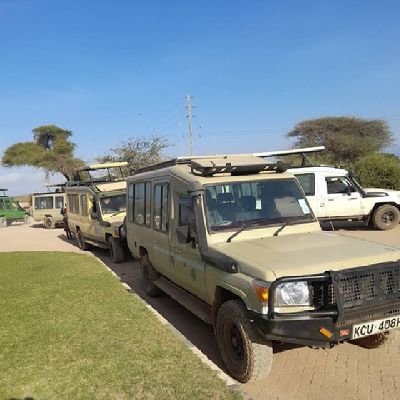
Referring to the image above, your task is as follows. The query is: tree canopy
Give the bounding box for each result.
[287,116,393,166]
[2,125,83,180]
[354,153,400,190]
[96,135,169,172]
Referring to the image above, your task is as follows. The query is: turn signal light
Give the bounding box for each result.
[252,281,269,303]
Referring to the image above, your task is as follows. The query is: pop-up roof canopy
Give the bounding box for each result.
[69,162,128,186]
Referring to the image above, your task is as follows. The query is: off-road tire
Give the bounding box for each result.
[352,333,389,349]
[372,205,400,230]
[216,300,273,383]
[140,254,162,297]
[109,236,125,263]
[76,230,89,250]
[43,216,55,229]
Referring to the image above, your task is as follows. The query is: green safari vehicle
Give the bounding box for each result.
[0,188,28,227]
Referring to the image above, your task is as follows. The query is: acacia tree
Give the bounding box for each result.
[2,125,83,180]
[96,135,169,173]
[287,117,393,166]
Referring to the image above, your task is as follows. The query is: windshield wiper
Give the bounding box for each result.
[273,217,309,237]
[226,219,267,243]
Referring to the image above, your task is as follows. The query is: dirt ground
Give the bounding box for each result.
[1,220,400,400]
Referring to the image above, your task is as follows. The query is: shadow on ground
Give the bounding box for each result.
[56,231,308,373]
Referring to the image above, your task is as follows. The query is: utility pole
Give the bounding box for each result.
[186,94,193,155]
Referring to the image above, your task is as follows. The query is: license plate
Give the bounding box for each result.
[352,314,400,339]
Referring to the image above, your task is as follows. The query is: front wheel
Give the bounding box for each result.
[109,237,125,263]
[372,205,400,230]
[216,300,273,383]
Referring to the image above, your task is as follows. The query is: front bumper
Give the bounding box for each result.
[251,263,400,347]
[251,300,400,347]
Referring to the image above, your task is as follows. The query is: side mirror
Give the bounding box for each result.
[177,226,189,244]
[90,211,98,220]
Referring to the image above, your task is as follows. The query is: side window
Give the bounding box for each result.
[80,195,88,216]
[68,194,80,214]
[145,182,151,226]
[128,183,134,223]
[133,182,151,226]
[295,174,315,196]
[134,183,145,224]
[326,177,355,194]
[35,196,53,210]
[178,196,196,234]
[153,183,169,232]
[55,196,64,209]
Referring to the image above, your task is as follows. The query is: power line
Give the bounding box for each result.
[186,95,193,155]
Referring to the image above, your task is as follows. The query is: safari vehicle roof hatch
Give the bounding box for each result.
[0,188,8,197]
[32,184,66,196]
[133,155,287,177]
[254,146,326,168]
[67,162,128,188]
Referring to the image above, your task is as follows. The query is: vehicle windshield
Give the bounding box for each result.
[204,179,314,232]
[100,194,126,215]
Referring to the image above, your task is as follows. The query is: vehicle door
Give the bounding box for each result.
[294,173,326,218]
[151,181,173,278]
[81,193,98,239]
[324,176,362,217]
[170,190,207,301]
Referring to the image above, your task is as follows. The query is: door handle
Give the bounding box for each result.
[349,198,358,200]
[328,199,335,202]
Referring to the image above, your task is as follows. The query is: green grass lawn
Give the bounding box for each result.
[0,252,240,400]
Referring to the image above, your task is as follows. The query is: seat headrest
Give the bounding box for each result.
[240,195,256,211]
[217,192,234,203]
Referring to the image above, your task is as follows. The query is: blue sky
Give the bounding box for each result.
[1,0,400,194]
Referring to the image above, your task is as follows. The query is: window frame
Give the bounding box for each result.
[153,183,169,233]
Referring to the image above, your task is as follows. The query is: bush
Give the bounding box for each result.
[354,153,400,190]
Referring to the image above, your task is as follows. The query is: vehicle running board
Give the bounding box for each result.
[84,239,108,249]
[155,277,212,324]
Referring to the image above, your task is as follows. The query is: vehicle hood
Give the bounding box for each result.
[212,232,400,281]
[364,188,400,197]
[103,213,126,225]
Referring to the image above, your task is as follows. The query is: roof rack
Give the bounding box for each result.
[133,156,287,177]
[132,146,325,177]
[74,161,128,172]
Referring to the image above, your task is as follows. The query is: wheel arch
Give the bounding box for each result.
[370,201,400,216]
[212,284,249,328]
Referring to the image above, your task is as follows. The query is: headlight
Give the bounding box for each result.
[275,281,310,306]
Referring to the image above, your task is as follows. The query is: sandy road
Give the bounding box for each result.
[1,221,400,400]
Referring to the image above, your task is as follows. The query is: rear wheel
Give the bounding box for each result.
[109,236,125,263]
[43,216,55,229]
[140,254,162,297]
[216,300,273,383]
[76,230,89,250]
[372,205,400,230]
